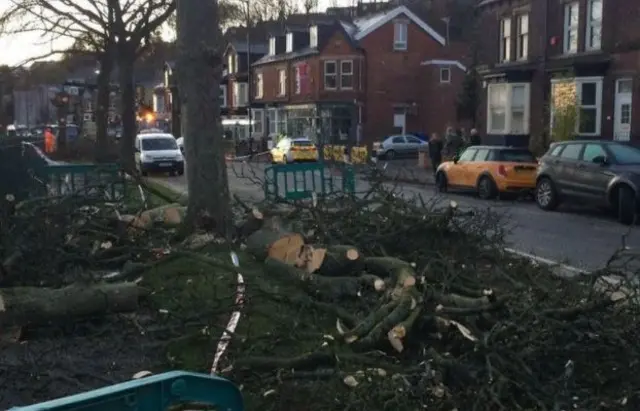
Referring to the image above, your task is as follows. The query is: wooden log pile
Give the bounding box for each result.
[222,185,640,411]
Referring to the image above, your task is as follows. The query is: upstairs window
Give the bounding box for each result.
[586,0,602,50]
[255,73,263,98]
[227,54,235,73]
[232,83,248,106]
[286,32,293,53]
[394,21,408,50]
[499,17,511,62]
[324,60,337,89]
[439,67,450,83]
[486,82,531,135]
[268,37,276,55]
[516,14,529,59]
[278,69,286,96]
[295,66,301,94]
[310,26,318,48]
[340,60,353,89]
[563,2,579,53]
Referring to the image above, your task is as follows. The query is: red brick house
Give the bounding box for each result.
[476,0,640,148]
[250,5,469,144]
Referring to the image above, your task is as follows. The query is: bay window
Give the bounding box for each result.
[586,0,602,50]
[219,85,227,108]
[550,77,602,136]
[251,109,264,135]
[486,82,530,134]
[267,109,277,135]
[232,82,248,106]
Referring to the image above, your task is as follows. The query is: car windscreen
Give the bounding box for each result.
[497,149,536,163]
[292,140,314,147]
[141,138,178,151]
[608,143,640,164]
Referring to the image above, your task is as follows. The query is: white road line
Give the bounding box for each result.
[504,247,589,276]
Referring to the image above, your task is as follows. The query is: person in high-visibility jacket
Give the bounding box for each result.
[44,128,56,153]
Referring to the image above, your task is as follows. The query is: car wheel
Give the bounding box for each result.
[385,150,396,160]
[477,175,498,200]
[535,177,559,211]
[617,184,636,225]
[435,171,448,193]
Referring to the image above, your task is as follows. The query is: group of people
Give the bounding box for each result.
[427,127,482,174]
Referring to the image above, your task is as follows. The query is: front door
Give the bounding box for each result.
[614,79,633,141]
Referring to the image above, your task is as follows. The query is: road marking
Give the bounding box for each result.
[504,247,589,276]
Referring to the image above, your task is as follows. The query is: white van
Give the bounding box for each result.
[134,133,184,176]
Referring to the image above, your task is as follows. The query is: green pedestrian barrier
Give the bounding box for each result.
[264,162,355,201]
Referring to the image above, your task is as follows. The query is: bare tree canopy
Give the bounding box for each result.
[0,0,174,61]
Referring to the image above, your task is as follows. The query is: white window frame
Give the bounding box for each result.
[220,85,227,108]
[295,66,301,94]
[500,17,511,62]
[324,60,337,90]
[393,21,408,50]
[550,76,603,136]
[340,60,353,89]
[255,73,263,98]
[268,37,276,55]
[251,109,264,135]
[310,26,318,48]
[439,67,450,83]
[486,82,531,134]
[286,32,293,53]
[232,82,248,106]
[278,69,286,96]
[516,14,529,60]
[563,2,579,54]
[586,0,602,50]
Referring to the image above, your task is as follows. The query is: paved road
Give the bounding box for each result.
[154,161,640,272]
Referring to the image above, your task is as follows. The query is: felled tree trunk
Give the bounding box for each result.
[0,282,146,327]
[245,225,305,264]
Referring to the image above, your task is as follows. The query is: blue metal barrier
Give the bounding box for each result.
[9,371,244,411]
[264,162,355,201]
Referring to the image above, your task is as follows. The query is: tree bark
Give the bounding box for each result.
[0,282,146,327]
[176,0,232,237]
[118,49,137,173]
[95,52,114,163]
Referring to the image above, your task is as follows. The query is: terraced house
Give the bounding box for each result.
[250,5,470,144]
[476,0,640,147]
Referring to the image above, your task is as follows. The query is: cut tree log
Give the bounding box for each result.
[124,203,186,229]
[296,245,327,274]
[263,258,385,300]
[0,282,147,327]
[246,225,305,265]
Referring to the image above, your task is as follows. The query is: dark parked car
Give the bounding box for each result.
[535,140,640,224]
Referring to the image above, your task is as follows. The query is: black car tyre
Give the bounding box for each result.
[385,150,396,160]
[435,171,448,193]
[477,175,498,200]
[617,184,636,225]
[535,177,559,211]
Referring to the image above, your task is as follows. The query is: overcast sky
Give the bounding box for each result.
[0,0,342,66]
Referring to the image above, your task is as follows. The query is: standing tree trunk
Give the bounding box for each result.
[176,0,232,237]
[95,52,114,163]
[117,47,137,173]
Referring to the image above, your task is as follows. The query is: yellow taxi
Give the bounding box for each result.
[270,138,318,164]
[435,146,538,199]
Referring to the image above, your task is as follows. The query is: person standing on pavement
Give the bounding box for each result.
[428,132,443,176]
[444,126,462,159]
[469,128,482,146]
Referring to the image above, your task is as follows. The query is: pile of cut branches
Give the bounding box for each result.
[221,177,640,411]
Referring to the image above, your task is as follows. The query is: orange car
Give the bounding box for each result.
[435,146,538,199]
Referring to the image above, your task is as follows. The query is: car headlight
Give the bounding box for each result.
[140,154,153,163]
[175,154,184,161]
